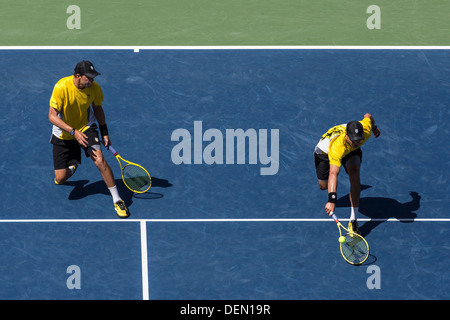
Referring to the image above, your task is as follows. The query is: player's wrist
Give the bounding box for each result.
[328,192,337,204]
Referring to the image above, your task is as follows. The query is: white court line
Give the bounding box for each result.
[0,218,448,223]
[2,216,446,301]
[140,221,149,301]
[1,46,450,51]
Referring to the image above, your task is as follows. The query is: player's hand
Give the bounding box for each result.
[74,130,89,147]
[325,202,336,216]
[103,136,111,148]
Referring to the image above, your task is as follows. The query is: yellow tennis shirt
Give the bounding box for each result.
[315,117,372,167]
[50,75,103,140]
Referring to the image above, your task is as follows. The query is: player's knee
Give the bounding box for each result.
[91,151,106,168]
[95,157,107,170]
[54,175,67,184]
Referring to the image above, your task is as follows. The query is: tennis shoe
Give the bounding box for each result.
[348,220,361,235]
[114,200,130,219]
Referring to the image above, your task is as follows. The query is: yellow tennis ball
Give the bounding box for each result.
[338,236,346,244]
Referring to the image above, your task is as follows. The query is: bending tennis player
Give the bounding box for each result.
[48,61,130,218]
[314,113,381,234]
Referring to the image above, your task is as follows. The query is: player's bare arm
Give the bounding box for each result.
[92,104,110,146]
[364,113,381,138]
[325,164,340,215]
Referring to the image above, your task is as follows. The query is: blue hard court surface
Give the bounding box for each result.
[0,49,448,300]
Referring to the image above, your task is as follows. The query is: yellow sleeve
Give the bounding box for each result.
[329,156,342,167]
[328,135,347,167]
[49,82,64,112]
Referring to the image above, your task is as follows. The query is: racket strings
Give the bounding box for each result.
[122,164,151,192]
[341,234,369,264]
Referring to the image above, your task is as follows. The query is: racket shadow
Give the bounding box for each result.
[364,254,377,266]
[133,177,173,200]
[350,254,377,267]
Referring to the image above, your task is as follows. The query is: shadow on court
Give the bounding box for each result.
[62,177,172,207]
[337,185,421,237]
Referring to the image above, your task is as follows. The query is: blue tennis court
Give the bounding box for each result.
[0,48,448,300]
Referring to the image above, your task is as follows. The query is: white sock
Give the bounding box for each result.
[350,207,358,221]
[108,186,122,203]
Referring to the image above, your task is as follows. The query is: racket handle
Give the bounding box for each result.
[331,213,339,223]
[107,145,118,156]
[102,140,118,156]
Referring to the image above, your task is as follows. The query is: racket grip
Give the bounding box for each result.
[331,213,339,223]
[102,140,117,155]
[107,145,118,155]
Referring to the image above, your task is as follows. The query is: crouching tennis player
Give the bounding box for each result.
[48,61,129,218]
[314,113,381,234]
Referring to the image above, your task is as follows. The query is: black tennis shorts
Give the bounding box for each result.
[51,126,101,170]
[314,148,363,181]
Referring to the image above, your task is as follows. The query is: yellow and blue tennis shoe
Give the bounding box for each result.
[114,200,130,218]
[348,220,361,235]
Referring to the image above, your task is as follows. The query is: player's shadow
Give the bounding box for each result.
[63,177,172,207]
[336,185,421,237]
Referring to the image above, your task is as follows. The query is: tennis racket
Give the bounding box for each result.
[331,212,369,265]
[104,143,151,193]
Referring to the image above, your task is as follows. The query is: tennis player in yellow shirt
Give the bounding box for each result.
[48,61,129,218]
[314,113,381,234]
